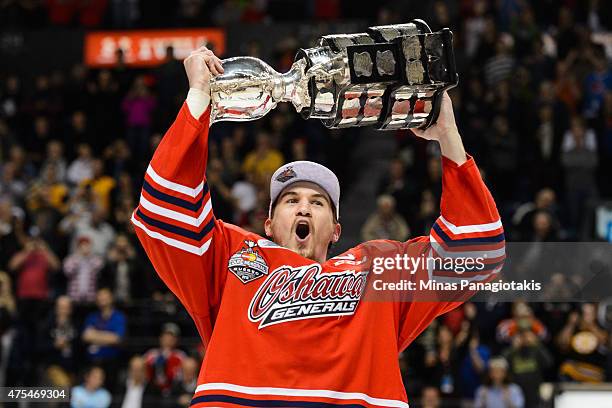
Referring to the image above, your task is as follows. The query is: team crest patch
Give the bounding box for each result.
[275,166,296,182]
[248,264,368,329]
[228,240,269,284]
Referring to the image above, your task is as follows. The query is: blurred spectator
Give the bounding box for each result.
[474,357,525,408]
[99,234,150,304]
[512,188,560,240]
[0,198,25,270]
[67,144,95,186]
[0,75,21,126]
[39,296,78,388]
[63,236,104,303]
[377,158,418,222]
[242,132,284,186]
[0,293,24,386]
[8,236,60,331]
[62,206,116,257]
[70,366,111,408]
[64,111,93,159]
[27,162,69,215]
[122,76,157,158]
[413,190,438,236]
[89,70,122,151]
[118,356,157,408]
[555,55,583,115]
[82,159,116,213]
[82,288,127,390]
[155,46,188,125]
[230,173,258,225]
[458,330,490,400]
[8,144,37,181]
[555,7,580,60]
[582,46,612,120]
[532,104,562,186]
[0,272,16,318]
[0,270,18,386]
[220,136,242,182]
[558,303,608,382]
[423,324,458,397]
[207,158,237,222]
[496,301,548,345]
[510,6,539,59]
[26,116,53,165]
[424,157,442,202]
[41,140,68,183]
[503,329,553,408]
[143,323,186,396]
[0,161,27,203]
[484,35,516,87]
[169,356,199,408]
[420,386,441,408]
[530,210,560,242]
[105,143,135,182]
[361,194,410,241]
[485,115,518,202]
[561,117,599,235]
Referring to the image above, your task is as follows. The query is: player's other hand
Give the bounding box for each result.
[411,91,460,142]
[183,46,224,93]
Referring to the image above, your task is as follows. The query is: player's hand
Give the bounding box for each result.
[413,91,467,165]
[411,91,460,142]
[183,46,224,93]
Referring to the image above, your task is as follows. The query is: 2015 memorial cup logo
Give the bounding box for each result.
[248,264,368,329]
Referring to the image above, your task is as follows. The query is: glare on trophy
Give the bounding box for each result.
[209,19,458,130]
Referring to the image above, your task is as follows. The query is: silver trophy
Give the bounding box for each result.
[210,20,458,130]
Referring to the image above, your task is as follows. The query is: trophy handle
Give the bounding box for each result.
[419,28,459,129]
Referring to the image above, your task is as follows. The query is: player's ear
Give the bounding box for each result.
[264,218,273,238]
[332,222,341,243]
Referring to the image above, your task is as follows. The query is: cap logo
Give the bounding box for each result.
[275,166,297,183]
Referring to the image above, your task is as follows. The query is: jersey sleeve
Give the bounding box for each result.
[395,154,505,351]
[131,103,236,343]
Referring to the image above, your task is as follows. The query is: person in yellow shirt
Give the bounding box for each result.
[241,132,284,186]
[26,164,69,214]
[80,159,116,213]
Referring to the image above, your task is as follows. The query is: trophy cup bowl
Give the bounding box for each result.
[210,19,458,130]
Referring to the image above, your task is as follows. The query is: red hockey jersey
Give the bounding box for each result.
[132,103,505,407]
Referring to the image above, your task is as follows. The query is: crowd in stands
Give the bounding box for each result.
[1,0,612,407]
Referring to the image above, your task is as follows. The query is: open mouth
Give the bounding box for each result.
[295,221,311,241]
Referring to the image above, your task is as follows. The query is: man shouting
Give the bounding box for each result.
[132,46,505,408]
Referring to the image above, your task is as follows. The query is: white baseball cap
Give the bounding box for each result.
[269,161,340,220]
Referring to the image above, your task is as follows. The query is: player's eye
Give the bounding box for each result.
[312,200,324,206]
[286,198,298,204]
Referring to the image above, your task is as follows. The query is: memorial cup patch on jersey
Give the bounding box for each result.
[248,264,368,328]
[228,241,269,284]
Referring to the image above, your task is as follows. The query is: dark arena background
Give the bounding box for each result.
[1,1,612,407]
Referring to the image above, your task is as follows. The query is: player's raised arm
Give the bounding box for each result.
[395,92,506,351]
[416,92,505,289]
[131,47,230,341]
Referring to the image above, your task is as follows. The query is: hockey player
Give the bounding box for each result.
[132,46,505,407]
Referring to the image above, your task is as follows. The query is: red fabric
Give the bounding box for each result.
[17,251,50,300]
